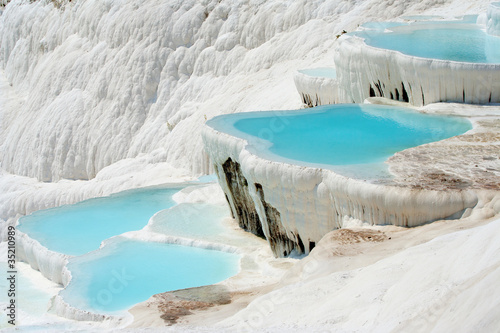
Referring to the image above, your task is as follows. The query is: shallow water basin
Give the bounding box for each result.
[206,104,471,177]
[18,186,183,256]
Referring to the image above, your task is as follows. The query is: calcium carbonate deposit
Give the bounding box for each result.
[1,0,499,331]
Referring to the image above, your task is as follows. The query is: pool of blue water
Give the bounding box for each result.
[149,203,229,240]
[207,104,471,172]
[298,67,336,78]
[17,186,183,256]
[360,21,407,30]
[61,238,240,313]
[357,22,500,63]
[400,15,443,21]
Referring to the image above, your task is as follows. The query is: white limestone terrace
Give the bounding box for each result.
[12,181,282,326]
[334,18,500,106]
[1,0,499,329]
[293,67,339,107]
[293,15,500,108]
[202,100,500,257]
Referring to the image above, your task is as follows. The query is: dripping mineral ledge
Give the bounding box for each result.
[334,20,500,106]
[202,104,476,257]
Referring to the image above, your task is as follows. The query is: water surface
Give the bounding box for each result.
[207,104,471,178]
[61,238,240,313]
[357,23,500,63]
[18,186,183,256]
[298,67,336,78]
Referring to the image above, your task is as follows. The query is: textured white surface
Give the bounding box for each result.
[16,230,70,285]
[220,215,500,332]
[49,294,131,327]
[293,70,339,106]
[0,0,498,330]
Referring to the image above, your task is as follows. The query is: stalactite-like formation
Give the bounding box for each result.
[334,35,500,106]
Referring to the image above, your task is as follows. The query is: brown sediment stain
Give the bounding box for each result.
[315,229,390,257]
[387,119,500,191]
[456,132,500,143]
[325,228,388,245]
[410,171,472,190]
[153,285,232,326]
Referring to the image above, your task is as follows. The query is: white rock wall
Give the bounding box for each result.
[17,230,70,284]
[293,71,339,107]
[49,294,129,326]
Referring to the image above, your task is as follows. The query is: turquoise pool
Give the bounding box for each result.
[61,238,240,313]
[207,104,471,171]
[149,203,229,240]
[17,186,183,256]
[357,22,500,63]
[298,67,336,78]
[400,15,443,21]
[360,21,406,31]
